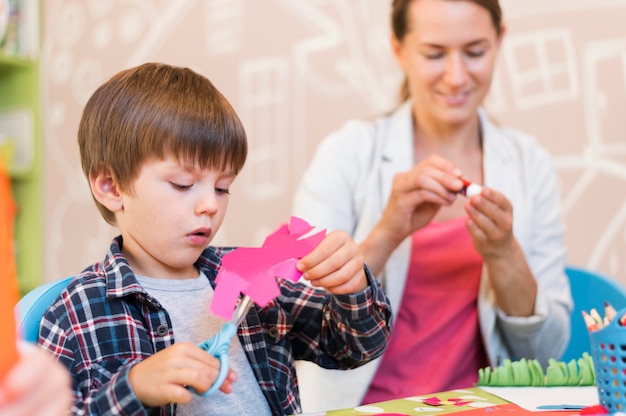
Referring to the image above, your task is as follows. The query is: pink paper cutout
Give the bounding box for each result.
[423,397,443,406]
[449,398,472,406]
[422,397,472,407]
[210,216,326,319]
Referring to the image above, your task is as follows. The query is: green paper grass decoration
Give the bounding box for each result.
[477,353,595,387]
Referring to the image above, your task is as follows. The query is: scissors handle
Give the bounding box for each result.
[191,322,237,396]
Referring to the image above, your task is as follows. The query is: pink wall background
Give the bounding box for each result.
[41,0,626,285]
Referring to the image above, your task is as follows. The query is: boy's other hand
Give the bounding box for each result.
[129,342,237,407]
[0,346,72,416]
[297,230,368,294]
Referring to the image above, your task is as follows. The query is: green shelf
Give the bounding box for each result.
[0,4,42,295]
[0,52,35,69]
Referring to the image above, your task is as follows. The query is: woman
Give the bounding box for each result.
[293,0,572,411]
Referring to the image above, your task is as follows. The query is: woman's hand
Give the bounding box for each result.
[465,186,537,316]
[361,154,463,275]
[464,186,515,259]
[380,154,463,245]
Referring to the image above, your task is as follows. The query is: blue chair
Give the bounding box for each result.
[14,276,73,343]
[561,265,626,362]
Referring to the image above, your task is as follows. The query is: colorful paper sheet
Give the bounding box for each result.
[313,387,588,415]
[479,386,599,412]
[210,216,325,319]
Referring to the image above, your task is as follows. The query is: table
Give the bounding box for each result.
[302,387,586,416]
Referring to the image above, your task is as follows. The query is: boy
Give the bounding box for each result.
[37,63,392,415]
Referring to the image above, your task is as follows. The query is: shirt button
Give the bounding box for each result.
[268,327,279,338]
[156,324,169,336]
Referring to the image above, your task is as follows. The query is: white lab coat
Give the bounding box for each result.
[292,101,572,412]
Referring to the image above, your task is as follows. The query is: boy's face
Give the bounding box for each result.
[115,154,236,279]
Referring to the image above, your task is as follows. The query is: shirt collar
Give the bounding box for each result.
[101,236,224,300]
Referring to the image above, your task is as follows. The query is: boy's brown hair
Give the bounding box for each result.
[78,62,248,225]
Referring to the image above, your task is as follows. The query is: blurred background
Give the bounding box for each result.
[2,0,626,292]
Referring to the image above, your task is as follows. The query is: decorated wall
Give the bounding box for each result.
[41,0,626,285]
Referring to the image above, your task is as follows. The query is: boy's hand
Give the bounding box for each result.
[0,346,72,416]
[297,230,368,294]
[129,342,237,407]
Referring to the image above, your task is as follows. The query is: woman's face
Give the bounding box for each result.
[392,0,503,127]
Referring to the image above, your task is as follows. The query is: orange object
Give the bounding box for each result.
[0,162,19,380]
[582,310,599,332]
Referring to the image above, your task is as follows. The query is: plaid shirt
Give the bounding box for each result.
[38,237,392,415]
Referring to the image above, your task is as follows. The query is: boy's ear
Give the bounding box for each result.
[89,168,124,212]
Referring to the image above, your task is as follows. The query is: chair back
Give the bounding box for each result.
[561,265,626,362]
[14,276,73,343]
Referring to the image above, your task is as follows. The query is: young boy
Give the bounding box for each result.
[37,63,392,415]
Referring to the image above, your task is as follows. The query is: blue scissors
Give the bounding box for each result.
[190,294,254,396]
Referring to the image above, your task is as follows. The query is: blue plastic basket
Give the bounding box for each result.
[589,307,626,412]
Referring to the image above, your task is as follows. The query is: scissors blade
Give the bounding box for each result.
[232,295,253,327]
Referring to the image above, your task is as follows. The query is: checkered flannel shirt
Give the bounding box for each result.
[38,236,392,415]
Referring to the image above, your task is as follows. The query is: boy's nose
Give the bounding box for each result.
[196,192,218,215]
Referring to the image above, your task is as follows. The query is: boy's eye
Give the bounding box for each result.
[171,182,193,190]
[216,187,231,195]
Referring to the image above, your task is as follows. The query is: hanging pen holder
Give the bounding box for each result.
[588,306,626,412]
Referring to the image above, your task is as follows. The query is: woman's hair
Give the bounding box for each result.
[78,62,248,225]
[391,0,503,102]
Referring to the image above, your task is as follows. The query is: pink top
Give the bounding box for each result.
[362,217,487,404]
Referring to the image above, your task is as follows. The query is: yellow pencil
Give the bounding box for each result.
[590,308,603,327]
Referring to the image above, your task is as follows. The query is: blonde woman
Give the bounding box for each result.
[294,0,572,410]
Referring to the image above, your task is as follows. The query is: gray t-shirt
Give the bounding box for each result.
[136,272,272,416]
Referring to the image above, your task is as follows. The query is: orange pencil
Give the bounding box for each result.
[582,310,599,332]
